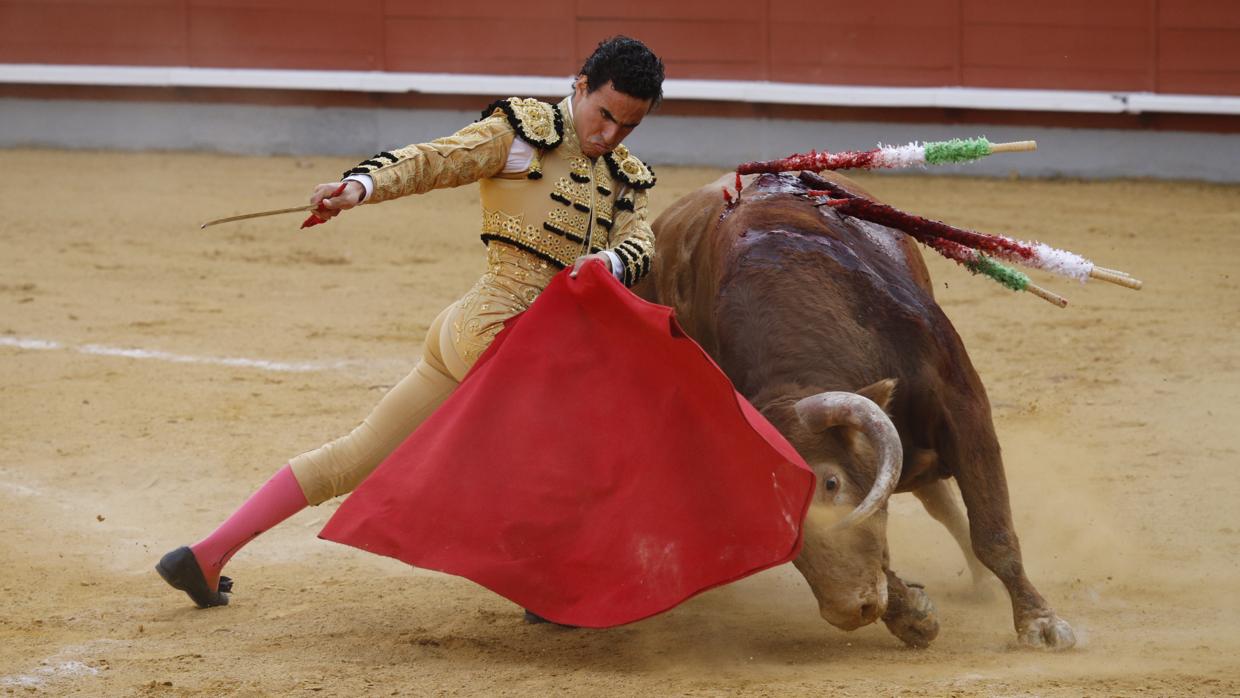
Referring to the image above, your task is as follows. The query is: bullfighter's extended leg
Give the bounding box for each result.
[158,304,466,608]
[946,421,1076,649]
[157,464,308,607]
[912,478,993,594]
[288,307,463,504]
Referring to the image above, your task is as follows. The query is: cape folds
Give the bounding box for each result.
[319,262,816,627]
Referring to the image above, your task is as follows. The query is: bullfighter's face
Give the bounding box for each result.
[570,76,651,159]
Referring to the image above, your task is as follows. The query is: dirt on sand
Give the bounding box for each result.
[1,148,1238,696]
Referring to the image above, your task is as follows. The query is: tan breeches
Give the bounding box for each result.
[288,302,469,505]
[287,241,558,505]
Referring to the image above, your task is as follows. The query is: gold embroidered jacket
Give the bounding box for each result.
[341,96,656,287]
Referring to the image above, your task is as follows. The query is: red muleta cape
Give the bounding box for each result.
[319,262,815,627]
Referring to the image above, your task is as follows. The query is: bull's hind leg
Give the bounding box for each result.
[944,415,1076,650]
[912,478,994,595]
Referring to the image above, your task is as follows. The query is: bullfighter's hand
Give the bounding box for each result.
[309,181,365,220]
[570,252,612,278]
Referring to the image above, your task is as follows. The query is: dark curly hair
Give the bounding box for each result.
[578,36,665,108]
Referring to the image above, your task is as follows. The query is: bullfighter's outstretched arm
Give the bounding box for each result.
[340,115,517,204]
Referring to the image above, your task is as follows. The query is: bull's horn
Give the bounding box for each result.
[793,392,903,530]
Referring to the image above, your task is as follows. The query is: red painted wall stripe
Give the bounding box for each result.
[0,0,1235,96]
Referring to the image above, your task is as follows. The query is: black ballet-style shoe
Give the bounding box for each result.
[155,546,232,608]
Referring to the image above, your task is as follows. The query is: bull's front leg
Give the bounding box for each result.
[881,569,939,649]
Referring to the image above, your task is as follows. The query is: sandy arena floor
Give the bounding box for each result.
[1,148,1238,696]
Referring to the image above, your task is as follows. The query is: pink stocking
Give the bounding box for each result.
[189,464,308,591]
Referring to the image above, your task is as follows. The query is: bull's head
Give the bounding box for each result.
[762,380,902,631]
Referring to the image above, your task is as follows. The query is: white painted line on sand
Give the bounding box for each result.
[0,661,99,689]
[1,335,358,373]
[0,640,121,689]
[0,481,40,497]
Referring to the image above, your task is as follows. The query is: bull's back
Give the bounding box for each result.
[650,174,992,478]
[714,193,950,397]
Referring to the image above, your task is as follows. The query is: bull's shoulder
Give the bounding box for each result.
[651,174,734,264]
[647,174,735,351]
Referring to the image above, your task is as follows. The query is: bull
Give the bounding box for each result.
[636,170,1076,650]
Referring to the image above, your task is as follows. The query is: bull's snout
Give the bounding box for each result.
[818,577,888,631]
[793,505,891,633]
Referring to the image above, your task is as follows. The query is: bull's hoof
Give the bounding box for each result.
[1018,614,1076,650]
[882,584,939,649]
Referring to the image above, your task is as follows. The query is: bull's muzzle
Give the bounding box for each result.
[819,573,889,631]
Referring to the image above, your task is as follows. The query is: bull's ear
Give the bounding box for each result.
[837,379,897,464]
[855,378,897,414]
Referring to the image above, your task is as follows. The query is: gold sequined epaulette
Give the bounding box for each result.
[604,145,656,190]
[480,98,563,150]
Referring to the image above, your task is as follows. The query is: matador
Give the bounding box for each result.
[157,36,666,611]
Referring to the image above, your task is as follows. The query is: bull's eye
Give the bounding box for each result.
[824,476,839,492]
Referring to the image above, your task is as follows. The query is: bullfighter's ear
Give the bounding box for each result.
[855,378,897,414]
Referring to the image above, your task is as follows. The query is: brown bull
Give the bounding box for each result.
[635,171,1075,650]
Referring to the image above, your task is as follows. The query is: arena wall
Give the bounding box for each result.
[4,0,1239,94]
[2,0,1239,180]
